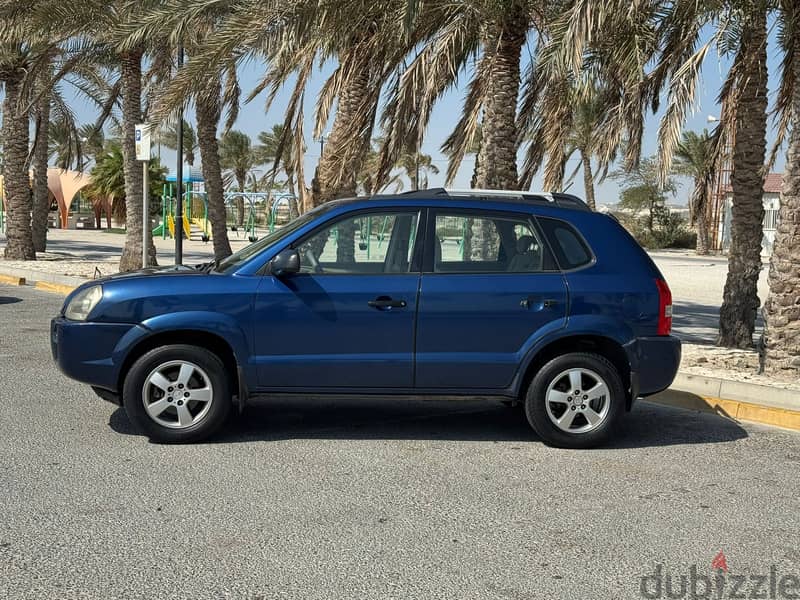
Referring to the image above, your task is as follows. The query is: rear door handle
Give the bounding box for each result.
[368,296,407,310]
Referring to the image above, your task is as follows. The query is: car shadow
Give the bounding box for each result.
[108,395,748,448]
[0,296,22,305]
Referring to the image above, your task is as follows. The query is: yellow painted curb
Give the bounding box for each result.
[34,281,76,295]
[0,273,26,286]
[647,389,800,432]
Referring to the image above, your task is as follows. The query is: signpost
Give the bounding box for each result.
[135,124,151,268]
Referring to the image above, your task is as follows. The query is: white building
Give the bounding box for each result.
[720,172,782,256]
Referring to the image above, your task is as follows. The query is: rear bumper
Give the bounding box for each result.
[51,317,141,393]
[625,335,681,398]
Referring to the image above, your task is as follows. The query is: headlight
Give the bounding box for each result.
[65,285,103,321]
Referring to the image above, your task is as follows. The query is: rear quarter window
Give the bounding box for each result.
[537,217,594,270]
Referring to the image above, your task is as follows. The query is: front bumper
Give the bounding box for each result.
[625,335,682,398]
[51,317,139,392]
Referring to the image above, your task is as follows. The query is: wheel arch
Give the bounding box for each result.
[516,334,633,409]
[116,330,240,397]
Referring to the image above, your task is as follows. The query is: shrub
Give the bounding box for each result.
[611,210,696,249]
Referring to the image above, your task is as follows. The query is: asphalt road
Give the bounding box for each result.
[2,283,799,600]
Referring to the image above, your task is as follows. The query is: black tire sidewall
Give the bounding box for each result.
[123,344,231,443]
[525,352,625,449]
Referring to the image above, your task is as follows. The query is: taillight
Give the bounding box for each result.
[655,278,673,335]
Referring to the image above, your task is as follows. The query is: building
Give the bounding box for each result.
[718,172,782,256]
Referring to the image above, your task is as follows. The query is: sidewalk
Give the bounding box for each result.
[0,228,255,280]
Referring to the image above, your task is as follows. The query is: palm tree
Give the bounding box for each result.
[561,92,613,210]
[29,45,118,253]
[0,0,60,261]
[88,142,167,224]
[396,147,439,190]
[376,1,539,192]
[137,0,451,217]
[256,124,297,199]
[673,129,716,255]
[87,143,128,223]
[35,0,163,270]
[762,2,800,372]
[107,4,240,261]
[194,70,234,260]
[356,140,404,195]
[533,0,771,348]
[715,6,769,348]
[31,62,53,253]
[219,130,256,228]
[154,119,196,166]
[0,44,36,260]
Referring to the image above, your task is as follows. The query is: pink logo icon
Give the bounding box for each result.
[711,550,729,573]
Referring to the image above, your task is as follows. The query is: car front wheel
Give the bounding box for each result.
[122,344,231,443]
[524,352,625,449]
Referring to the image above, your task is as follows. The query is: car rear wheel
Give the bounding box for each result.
[122,344,231,443]
[524,352,624,448]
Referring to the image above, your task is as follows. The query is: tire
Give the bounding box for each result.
[122,344,231,443]
[524,352,625,449]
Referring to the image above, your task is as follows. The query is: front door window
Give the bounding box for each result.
[298,212,420,275]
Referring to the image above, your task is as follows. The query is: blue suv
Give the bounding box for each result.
[51,189,680,448]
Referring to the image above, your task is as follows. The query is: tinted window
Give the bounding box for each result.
[537,217,593,270]
[297,211,419,275]
[432,212,555,273]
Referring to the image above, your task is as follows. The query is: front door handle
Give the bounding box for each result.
[368,296,407,310]
[520,297,558,310]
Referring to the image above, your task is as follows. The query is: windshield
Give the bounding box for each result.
[215,205,331,273]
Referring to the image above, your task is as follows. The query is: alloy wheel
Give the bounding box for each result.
[141,360,214,429]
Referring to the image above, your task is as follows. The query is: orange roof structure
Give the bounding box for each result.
[0,168,94,228]
[722,172,783,194]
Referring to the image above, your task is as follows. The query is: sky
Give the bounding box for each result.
[60,22,788,207]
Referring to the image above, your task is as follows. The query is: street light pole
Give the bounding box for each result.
[319,135,325,157]
[174,45,184,265]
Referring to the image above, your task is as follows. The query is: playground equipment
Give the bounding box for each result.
[154,183,211,242]
[357,214,392,259]
[224,192,299,242]
[152,185,298,243]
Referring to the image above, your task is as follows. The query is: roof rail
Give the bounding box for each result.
[399,188,589,211]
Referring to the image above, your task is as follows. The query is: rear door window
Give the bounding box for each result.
[430,211,557,273]
[537,217,594,270]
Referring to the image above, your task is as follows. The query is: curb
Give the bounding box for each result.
[0,267,84,296]
[650,373,800,432]
[0,266,86,288]
[0,273,25,286]
[34,280,77,295]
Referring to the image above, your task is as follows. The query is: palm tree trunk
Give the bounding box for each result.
[718,10,768,348]
[118,49,157,271]
[1,67,36,260]
[195,75,233,260]
[580,150,596,210]
[235,173,246,228]
[762,41,800,373]
[312,53,374,208]
[473,2,527,190]
[471,1,528,259]
[32,86,52,253]
[692,180,710,255]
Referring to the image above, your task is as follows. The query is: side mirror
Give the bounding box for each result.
[270,248,301,277]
